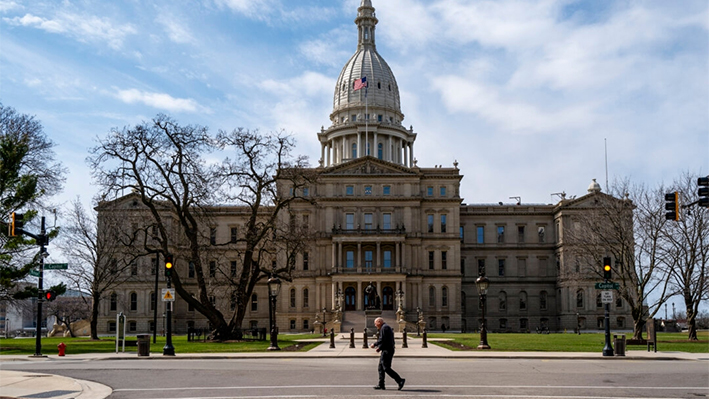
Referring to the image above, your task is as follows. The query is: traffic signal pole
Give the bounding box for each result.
[163,255,175,356]
[32,217,47,358]
[602,257,614,357]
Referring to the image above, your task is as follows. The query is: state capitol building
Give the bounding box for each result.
[97,0,633,336]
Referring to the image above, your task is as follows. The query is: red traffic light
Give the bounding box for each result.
[45,290,56,302]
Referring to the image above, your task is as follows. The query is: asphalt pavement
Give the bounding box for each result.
[0,334,706,399]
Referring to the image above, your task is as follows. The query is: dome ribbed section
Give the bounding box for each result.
[333,49,401,115]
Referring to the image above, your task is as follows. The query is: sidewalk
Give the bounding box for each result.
[1,335,706,399]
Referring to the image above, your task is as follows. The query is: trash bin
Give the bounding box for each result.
[613,334,625,357]
[137,334,150,357]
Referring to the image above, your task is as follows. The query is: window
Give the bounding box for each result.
[519,291,527,311]
[351,115,356,122]
[130,292,137,311]
[478,259,486,276]
[150,292,156,311]
[383,213,391,230]
[231,261,237,277]
[616,317,625,328]
[427,214,434,233]
[209,261,216,278]
[538,226,545,243]
[352,143,357,158]
[518,226,525,243]
[497,226,505,243]
[441,251,447,270]
[429,251,435,269]
[520,318,528,331]
[364,186,372,196]
[429,286,436,307]
[460,226,464,242]
[302,214,309,228]
[441,214,447,233]
[346,213,355,229]
[378,114,383,122]
[303,319,310,330]
[251,294,258,311]
[290,320,296,330]
[210,227,216,245]
[427,187,433,196]
[477,226,484,244]
[500,319,508,329]
[303,187,310,197]
[303,289,309,308]
[108,322,116,333]
[364,251,373,271]
[110,293,117,311]
[189,262,195,278]
[576,290,585,308]
[461,258,465,275]
[540,291,548,310]
[364,213,373,230]
[498,259,506,276]
[383,250,392,268]
[290,289,296,308]
[378,143,383,159]
[346,251,354,268]
[442,287,448,307]
[231,227,238,243]
[596,293,603,308]
[346,186,354,196]
[303,252,309,271]
[616,297,623,308]
[499,292,507,310]
[440,186,446,197]
[130,262,138,276]
[149,321,155,333]
[383,185,391,196]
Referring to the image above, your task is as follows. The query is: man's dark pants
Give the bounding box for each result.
[378,350,402,387]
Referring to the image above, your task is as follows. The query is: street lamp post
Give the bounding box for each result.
[475,275,491,350]
[267,275,282,351]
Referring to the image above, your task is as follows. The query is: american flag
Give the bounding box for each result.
[354,77,368,91]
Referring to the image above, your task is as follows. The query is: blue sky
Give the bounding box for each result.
[1,0,707,212]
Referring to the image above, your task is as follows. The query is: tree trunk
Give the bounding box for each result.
[632,318,644,341]
[90,293,100,340]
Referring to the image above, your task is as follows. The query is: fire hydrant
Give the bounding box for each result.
[57,342,66,357]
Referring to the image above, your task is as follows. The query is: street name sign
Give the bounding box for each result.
[44,263,68,270]
[601,290,614,304]
[29,269,40,277]
[162,288,176,302]
[595,282,620,290]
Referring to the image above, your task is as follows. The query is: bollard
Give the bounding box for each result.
[422,328,428,348]
[329,329,335,349]
[402,329,408,349]
[57,342,66,357]
[362,327,369,349]
[349,328,355,348]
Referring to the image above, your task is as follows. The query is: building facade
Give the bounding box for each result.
[96,0,632,336]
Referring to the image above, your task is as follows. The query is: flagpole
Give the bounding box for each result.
[365,77,368,156]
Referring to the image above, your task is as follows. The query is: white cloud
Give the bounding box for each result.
[0,0,21,13]
[298,27,352,67]
[213,0,279,20]
[4,12,136,50]
[155,13,195,44]
[114,89,210,114]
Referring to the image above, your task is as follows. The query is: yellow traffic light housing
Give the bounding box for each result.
[664,192,679,221]
[603,257,612,280]
[165,254,174,276]
[9,212,24,237]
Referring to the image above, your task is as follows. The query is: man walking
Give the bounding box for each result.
[370,317,405,390]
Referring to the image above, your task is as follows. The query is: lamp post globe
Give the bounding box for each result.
[267,275,282,351]
[475,275,491,350]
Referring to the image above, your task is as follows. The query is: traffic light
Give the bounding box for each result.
[9,212,24,237]
[665,192,679,221]
[165,254,173,277]
[699,177,709,208]
[603,257,612,281]
[44,290,57,302]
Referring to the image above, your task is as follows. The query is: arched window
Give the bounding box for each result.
[110,292,117,311]
[352,143,357,158]
[519,291,527,310]
[576,289,585,308]
[303,288,309,308]
[442,287,448,307]
[130,292,137,311]
[499,291,507,311]
[377,143,383,159]
[290,288,296,308]
[429,286,436,307]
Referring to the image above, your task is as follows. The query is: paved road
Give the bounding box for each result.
[2,357,707,399]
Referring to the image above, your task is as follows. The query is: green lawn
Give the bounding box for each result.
[428,331,709,353]
[0,334,322,356]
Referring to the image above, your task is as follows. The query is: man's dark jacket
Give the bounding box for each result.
[374,323,396,352]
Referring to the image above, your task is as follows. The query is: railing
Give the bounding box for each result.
[332,227,406,235]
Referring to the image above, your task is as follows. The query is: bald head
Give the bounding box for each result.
[374,317,384,328]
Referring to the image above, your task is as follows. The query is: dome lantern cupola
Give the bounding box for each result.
[317,0,417,168]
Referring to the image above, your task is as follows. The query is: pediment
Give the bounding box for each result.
[557,192,626,210]
[322,157,417,176]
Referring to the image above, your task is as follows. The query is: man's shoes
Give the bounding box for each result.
[373,385,386,390]
[398,379,406,391]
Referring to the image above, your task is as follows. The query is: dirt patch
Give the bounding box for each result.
[439,340,475,351]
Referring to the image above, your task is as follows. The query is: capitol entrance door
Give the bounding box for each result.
[345,287,356,311]
[382,286,394,310]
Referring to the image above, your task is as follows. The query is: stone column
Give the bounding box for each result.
[376,242,381,270]
[410,141,415,165]
[357,280,363,311]
[357,242,362,273]
[357,132,361,158]
[331,242,336,271]
[373,132,378,158]
[388,136,392,162]
[395,241,401,270]
[338,242,343,270]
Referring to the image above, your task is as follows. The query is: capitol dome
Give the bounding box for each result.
[318,0,416,168]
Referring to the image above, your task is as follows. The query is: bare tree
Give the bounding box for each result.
[55,198,138,339]
[661,173,709,340]
[566,180,672,340]
[88,115,315,340]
